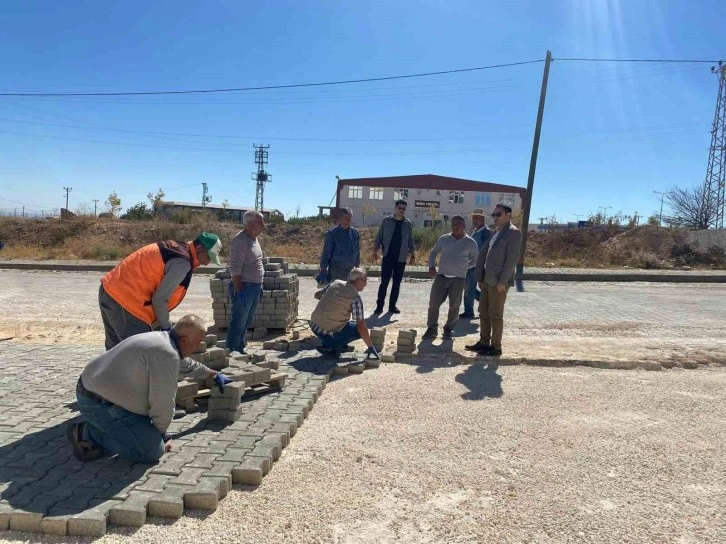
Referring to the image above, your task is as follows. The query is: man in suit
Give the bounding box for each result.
[465,203,522,357]
[459,208,492,319]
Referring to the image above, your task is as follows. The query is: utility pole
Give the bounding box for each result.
[598,206,612,223]
[516,50,552,292]
[252,144,271,212]
[703,62,726,228]
[22,206,25,218]
[201,183,212,209]
[92,199,99,217]
[63,186,72,210]
[653,191,671,226]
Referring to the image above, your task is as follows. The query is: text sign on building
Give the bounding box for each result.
[414,200,440,208]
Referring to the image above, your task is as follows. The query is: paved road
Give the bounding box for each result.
[2,269,725,364]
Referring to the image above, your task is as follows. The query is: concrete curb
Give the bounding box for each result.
[1,260,725,283]
[390,352,723,370]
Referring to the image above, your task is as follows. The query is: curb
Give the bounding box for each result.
[1,261,725,283]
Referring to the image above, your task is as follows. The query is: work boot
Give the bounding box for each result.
[422,327,437,340]
[465,341,490,353]
[66,422,104,462]
[174,408,187,419]
[487,347,503,357]
[458,312,475,319]
[442,327,453,340]
[316,346,341,358]
[389,306,401,314]
[372,306,383,315]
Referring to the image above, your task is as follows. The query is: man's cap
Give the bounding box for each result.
[470,208,486,217]
[195,232,222,265]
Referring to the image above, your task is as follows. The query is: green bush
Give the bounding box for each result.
[413,225,448,249]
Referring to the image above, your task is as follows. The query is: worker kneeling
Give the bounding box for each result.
[67,314,232,463]
[310,267,380,359]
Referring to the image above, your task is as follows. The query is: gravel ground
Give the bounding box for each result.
[2,364,725,543]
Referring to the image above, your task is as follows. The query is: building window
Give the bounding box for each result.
[449,191,464,204]
[475,192,491,207]
[369,187,384,200]
[348,186,362,199]
[393,188,409,201]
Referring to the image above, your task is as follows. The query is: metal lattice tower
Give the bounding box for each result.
[703,63,726,229]
[252,144,270,212]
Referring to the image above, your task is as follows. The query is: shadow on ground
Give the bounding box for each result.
[455,363,503,400]
[0,423,152,516]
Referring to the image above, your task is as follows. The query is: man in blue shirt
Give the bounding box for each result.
[319,207,360,283]
[460,208,492,319]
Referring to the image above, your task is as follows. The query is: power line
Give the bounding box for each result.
[555,57,721,63]
[0,60,544,97]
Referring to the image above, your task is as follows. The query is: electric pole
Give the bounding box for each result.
[252,144,271,212]
[703,62,726,228]
[653,191,671,226]
[92,199,99,217]
[598,206,612,223]
[201,183,212,209]
[516,50,552,292]
[63,186,72,210]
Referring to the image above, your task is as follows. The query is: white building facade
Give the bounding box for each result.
[336,174,525,228]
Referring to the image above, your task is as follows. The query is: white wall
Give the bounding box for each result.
[339,185,521,228]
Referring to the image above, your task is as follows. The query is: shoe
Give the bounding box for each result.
[343,346,356,353]
[316,347,342,358]
[465,341,490,353]
[66,422,104,462]
[422,327,437,340]
[487,347,503,357]
[442,328,453,340]
[389,307,401,314]
[372,307,383,315]
[459,312,475,319]
[173,408,187,419]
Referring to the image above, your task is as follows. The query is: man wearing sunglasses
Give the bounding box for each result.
[372,199,416,315]
[466,203,522,357]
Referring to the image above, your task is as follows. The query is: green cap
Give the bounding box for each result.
[195,232,222,265]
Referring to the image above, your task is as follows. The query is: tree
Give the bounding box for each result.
[664,184,718,230]
[221,199,230,210]
[147,188,165,212]
[105,191,122,217]
[74,202,93,216]
[647,214,660,226]
[361,203,377,226]
[121,202,153,220]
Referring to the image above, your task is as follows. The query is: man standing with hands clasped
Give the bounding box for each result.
[466,203,522,357]
[227,210,265,354]
[372,199,415,315]
[422,215,479,340]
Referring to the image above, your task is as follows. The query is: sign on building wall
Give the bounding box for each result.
[414,200,440,208]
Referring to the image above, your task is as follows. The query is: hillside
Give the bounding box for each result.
[0,216,722,269]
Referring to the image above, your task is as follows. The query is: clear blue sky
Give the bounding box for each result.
[0,0,724,223]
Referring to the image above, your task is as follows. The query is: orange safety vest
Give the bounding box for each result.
[100,241,200,325]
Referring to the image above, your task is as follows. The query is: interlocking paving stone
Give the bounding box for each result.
[0,343,370,536]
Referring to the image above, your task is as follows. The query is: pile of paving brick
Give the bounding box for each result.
[395,329,417,355]
[209,257,300,333]
[175,334,285,412]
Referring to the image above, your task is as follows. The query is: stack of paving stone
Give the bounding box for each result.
[369,327,386,353]
[208,257,300,333]
[188,334,229,371]
[207,382,245,422]
[396,329,417,355]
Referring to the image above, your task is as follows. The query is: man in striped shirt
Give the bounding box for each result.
[319,207,360,283]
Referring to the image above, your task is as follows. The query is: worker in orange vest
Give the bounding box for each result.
[98,232,222,350]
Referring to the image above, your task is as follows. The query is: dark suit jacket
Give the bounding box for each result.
[474,223,522,287]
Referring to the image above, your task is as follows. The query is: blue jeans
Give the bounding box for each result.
[462,267,481,315]
[227,282,262,353]
[314,322,361,352]
[76,383,164,464]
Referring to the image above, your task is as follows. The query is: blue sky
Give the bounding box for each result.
[0,0,724,223]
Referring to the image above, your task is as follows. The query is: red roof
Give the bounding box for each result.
[337,174,525,195]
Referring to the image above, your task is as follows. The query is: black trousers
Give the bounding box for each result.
[376,259,406,310]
